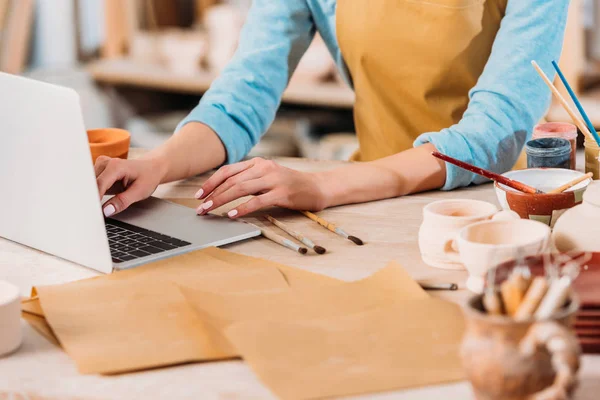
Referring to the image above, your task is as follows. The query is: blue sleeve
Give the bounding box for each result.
[176,1,315,164]
[414,0,570,190]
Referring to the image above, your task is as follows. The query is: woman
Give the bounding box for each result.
[97,0,569,219]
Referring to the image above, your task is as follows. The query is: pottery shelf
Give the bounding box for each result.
[87,58,356,109]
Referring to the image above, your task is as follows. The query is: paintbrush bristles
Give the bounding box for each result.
[348,236,364,246]
[313,245,326,255]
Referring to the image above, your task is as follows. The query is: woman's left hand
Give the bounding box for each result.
[195,158,328,218]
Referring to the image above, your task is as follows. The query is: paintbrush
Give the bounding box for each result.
[531,60,595,143]
[535,262,580,319]
[265,215,326,254]
[432,152,543,194]
[483,268,503,315]
[552,60,600,146]
[301,211,364,245]
[548,172,593,194]
[221,213,308,255]
[514,276,549,321]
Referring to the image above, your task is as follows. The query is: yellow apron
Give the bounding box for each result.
[337,0,509,162]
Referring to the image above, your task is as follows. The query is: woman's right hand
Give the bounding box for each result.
[95,155,167,217]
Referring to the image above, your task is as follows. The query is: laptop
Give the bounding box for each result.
[0,72,260,274]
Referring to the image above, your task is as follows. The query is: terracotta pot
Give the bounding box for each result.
[461,293,581,400]
[87,128,130,164]
[495,169,591,227]
[553,181,600,252]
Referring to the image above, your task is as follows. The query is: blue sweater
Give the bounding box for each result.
[177,0,569,190]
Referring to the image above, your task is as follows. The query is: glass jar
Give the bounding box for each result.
[532,122,577,170]
[525,138,572,169]
[585,139,600,179]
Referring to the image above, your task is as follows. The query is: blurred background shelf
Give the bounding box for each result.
[88,58,355,109]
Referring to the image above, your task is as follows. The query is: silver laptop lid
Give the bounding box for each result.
[0,72,112,273]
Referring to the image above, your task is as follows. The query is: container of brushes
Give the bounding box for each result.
[495,169,592,227]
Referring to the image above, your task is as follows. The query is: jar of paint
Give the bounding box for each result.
[585,138,600,179]
[525,138,571,169]
[532,122,577,170]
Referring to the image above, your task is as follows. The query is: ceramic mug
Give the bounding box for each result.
[461,293,580,400]
[418,199,518,270]
[455,219,552,293]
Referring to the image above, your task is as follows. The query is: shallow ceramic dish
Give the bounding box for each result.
[495,168,591,226]
[88,128,131,164]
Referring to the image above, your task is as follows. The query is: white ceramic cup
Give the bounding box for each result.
[455,219,552,293]
[419,199,518,270]
[0,280,22,357]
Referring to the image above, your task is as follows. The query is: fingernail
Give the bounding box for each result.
[201,200,213,210]
[228,209,238,218]
[103,204,116,217]
[195,188,204,199]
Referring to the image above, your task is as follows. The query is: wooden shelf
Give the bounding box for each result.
[87,58,355,109]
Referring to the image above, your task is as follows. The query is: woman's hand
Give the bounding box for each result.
[196,158,328,218]
[95,156,167,217]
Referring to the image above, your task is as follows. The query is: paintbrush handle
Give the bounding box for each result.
[261,227,307,254]
[535,276,572,319]
[548,172,593,194]
[265,215,317,250]
[432,152,540,194]
[302,211,339,233]
[552,60,600,146]
[483,291,503,315]
[531,61,595,142]
[514,277,549,321]
[500,274,531,317]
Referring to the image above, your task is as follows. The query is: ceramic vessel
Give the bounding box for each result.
[495,169,591,227]
[455,219,551,293]
[461,293,581,400]
[0,280,22,357]
[553,181,600,252]
[87,128,131,164]
[418,199,515,270]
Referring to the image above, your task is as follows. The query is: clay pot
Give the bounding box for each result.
[87,128,130,164]
[553,181,600,252]
[461,293,581,400]
[495,169,591,227]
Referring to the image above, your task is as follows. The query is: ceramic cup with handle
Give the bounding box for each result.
[419,199,519,270]
[455,219,552,293]
[461,292,580,400]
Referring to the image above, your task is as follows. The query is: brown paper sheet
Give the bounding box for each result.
[35,249,290,374]
[21,312,60,346]
[225,298,466,400]
[201,246,341,288]
[180,260,428,330]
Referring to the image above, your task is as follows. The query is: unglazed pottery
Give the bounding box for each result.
[495,169,591,227]
[0,280,22,357]
[87,128,131,164]
[455,219,551,293]
[461,293,581,400]
[418,199,517,270]
[553,181,600,253]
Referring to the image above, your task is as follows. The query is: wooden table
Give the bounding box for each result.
[1,152,599,399]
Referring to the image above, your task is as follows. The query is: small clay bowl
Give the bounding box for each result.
[495,168,591,226]
[87,128,131,164]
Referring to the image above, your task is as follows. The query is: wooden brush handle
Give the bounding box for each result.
[302,211,338,232]
[514,277,549,320]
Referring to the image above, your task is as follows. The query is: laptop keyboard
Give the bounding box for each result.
[105,219,191,264]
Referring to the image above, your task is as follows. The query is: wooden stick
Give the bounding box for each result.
[514,277,550,320]
[260,227,308,255]
[548,172,593,194]
[531,61,595,142]
[265,215,326,254]
[432,152,543,194]
[500,273,531,317]
[301,211,364,245]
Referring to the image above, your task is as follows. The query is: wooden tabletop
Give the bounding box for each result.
[1,150,599,399]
